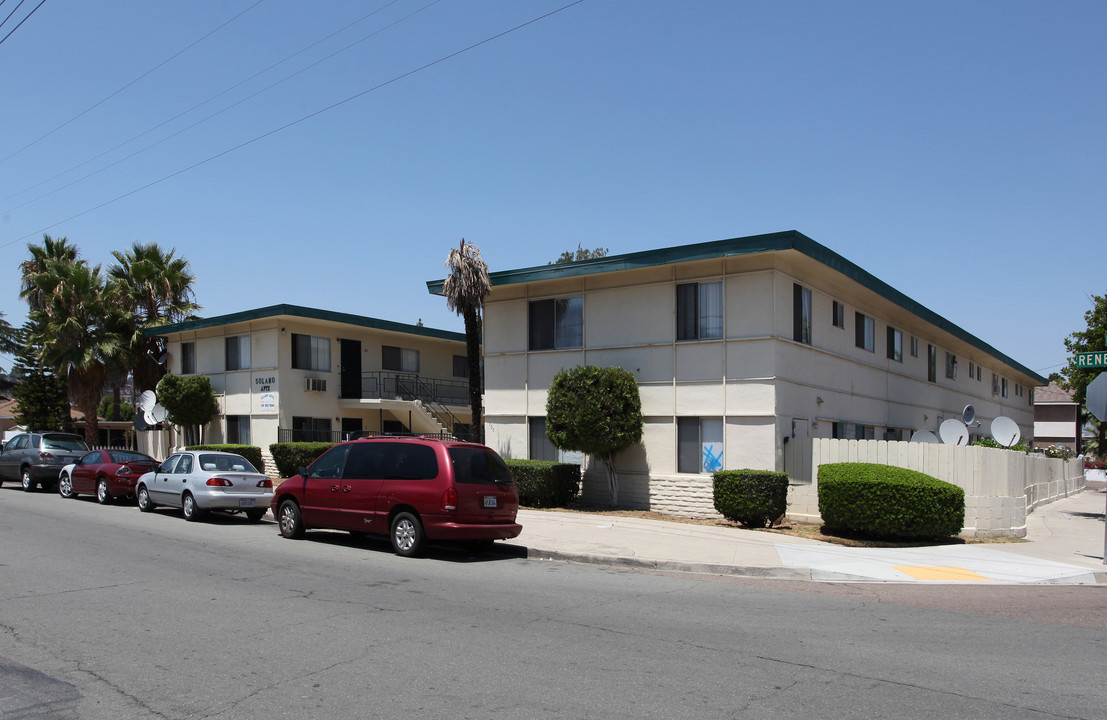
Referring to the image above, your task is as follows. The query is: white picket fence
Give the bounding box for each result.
[786,438,1086,537]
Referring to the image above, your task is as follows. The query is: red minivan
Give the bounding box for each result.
[271,437,521,557]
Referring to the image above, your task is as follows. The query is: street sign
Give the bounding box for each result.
[1074,351,1107,369]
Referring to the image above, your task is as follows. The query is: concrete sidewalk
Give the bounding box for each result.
[497,489,1107,585]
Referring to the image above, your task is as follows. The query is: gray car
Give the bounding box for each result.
[0,432,90,491]
[134,450,274,522]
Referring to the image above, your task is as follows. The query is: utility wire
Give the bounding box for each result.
[1,0,586,249]
[1,0,427,211]
[0,0,266,165]
[0,0,46,48]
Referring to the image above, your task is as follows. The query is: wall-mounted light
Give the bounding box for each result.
[816,396,824,405]
[280,327,286,335]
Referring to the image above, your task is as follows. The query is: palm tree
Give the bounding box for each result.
[28,259,125,446]
[19,234,80,312]
[443,239,491,444]
[109,242,199,393]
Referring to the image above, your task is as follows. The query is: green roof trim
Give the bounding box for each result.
[427,230,1044,384]
[144,303,465,343]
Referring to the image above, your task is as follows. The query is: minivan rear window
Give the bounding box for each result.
[42,434,89,451]
[448,447,515,485]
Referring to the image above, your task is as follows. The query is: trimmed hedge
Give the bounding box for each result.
[504,459,581,508]
[817,462,965,540]
[269,442,334,479]
[186,444,264,474]
[713,470,789,528]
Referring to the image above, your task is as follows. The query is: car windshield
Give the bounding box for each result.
[448,447,515,485]
[42,435,89,451]
[198,454,257,473]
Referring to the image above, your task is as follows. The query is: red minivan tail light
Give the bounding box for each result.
[206,477,233,487]
[442,487,457,512]
[257,479,273,488]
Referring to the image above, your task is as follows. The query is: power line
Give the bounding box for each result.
[0,0,586,249]
[0,0,47,48]
[0,0,266,165]
[1,0,430,212]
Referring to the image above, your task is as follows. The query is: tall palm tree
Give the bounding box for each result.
[443,239,491,444]
[28,259,125,446]
[19,234,80,312]
[109,242,199,393]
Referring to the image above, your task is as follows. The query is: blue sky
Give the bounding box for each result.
[1,0,1103,379]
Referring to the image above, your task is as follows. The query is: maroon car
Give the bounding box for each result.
[272,437,522,557]
[58,449,159,504]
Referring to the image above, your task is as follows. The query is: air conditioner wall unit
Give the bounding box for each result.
[305,377,327,392]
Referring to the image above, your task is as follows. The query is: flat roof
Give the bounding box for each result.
[144,303,465,343]
[427,230,1044,384]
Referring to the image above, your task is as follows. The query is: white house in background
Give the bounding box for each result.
[140,305,471,471]
[1033,381,1080,452]
[430,231,1044,515]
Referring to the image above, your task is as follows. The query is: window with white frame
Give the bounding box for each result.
[945,352,958,380]
[832,301,845,329]
[676,281,723,341]
[226,415,251,445]
[292,333,331,371]
[855,312,874,352]
[677,417,723,474]
[886,327,902,362]
[793,284,812,345]
[225,335,250,371]
[1002,378,1009,398]
[382,346,419,373]
[528,417,558,462]
[911,336,919,357]
[528,297,583,350]
[992,373,1000,395]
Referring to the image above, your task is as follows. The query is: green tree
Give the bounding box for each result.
[156,373,219,445]
[551,244,609,264]
[98,396,135,423]
[545,365,643,506]
[0,310,17,358]
[26,258,126,446]
[109,242,199,393]
[10,323,70,431]
[443,239,491,443]
[1059,291,1107,455]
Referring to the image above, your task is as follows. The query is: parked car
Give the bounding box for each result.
[271,436,522,557]
[0,432,90,491]
[58,449,159,504]
[135,451,273,522]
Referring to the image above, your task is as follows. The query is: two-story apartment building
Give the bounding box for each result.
[431,231,1044,514]
[140,304,471,469]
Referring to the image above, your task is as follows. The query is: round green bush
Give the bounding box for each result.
[713,470,789,528]
[817,463,965,540]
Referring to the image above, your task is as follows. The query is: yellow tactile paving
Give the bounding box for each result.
[892,565,993,582]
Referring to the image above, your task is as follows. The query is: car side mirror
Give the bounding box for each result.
[298,466,308,478]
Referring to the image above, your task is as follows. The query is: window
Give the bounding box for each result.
[886,327,902,362]
[977,365,983,382]
[927,344,937,383]
[992,373,1000,395]
[453,355,469,379]
[529,297,583,350]
[1002,378,1009,398]
[382,346,420,373]
[226,415,251,445]
[676,281,723,341]
[292,416,332,443]
[832,301,845,329]
[910,337,918,357]
[181,342,195,374]
[677,417,723,474]
[528,417,558,461]
[292,334,330,371]
[945,353,958,380]
[968,361,975,379]
[792,284,812,345]
[855,312,874,352]
[225,335,250,371]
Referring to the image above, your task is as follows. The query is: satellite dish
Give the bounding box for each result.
[962,405,976,425]
[939,418,969,446]
[910,430,940,444]
[150,404,168,423]
[137,391,156,412]
[133,411,150,431]
[991,416,1021,447]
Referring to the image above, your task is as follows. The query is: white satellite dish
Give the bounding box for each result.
[939,418,969,446]
[910,430,940,444]
[151,404,168,423]
[137,390,157,412]
[962,405,976,425]
[991,416,1021,448]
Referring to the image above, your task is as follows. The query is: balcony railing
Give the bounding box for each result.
[342,371,469,407]
[276,429,471,444]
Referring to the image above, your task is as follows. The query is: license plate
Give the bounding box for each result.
[483,496,497,508]
[238,499,255,508]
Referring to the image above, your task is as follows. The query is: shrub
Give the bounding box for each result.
[187,444,264,474]
[1041,444,1076,461]
[712,470,789,528]
[505,459,581,508]
[817,463,964,540]
[971,438,1030,453]
[1086,457,1106,470]
[269,442,334,478]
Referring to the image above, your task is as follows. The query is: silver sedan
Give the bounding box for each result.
[135,451,273,522]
